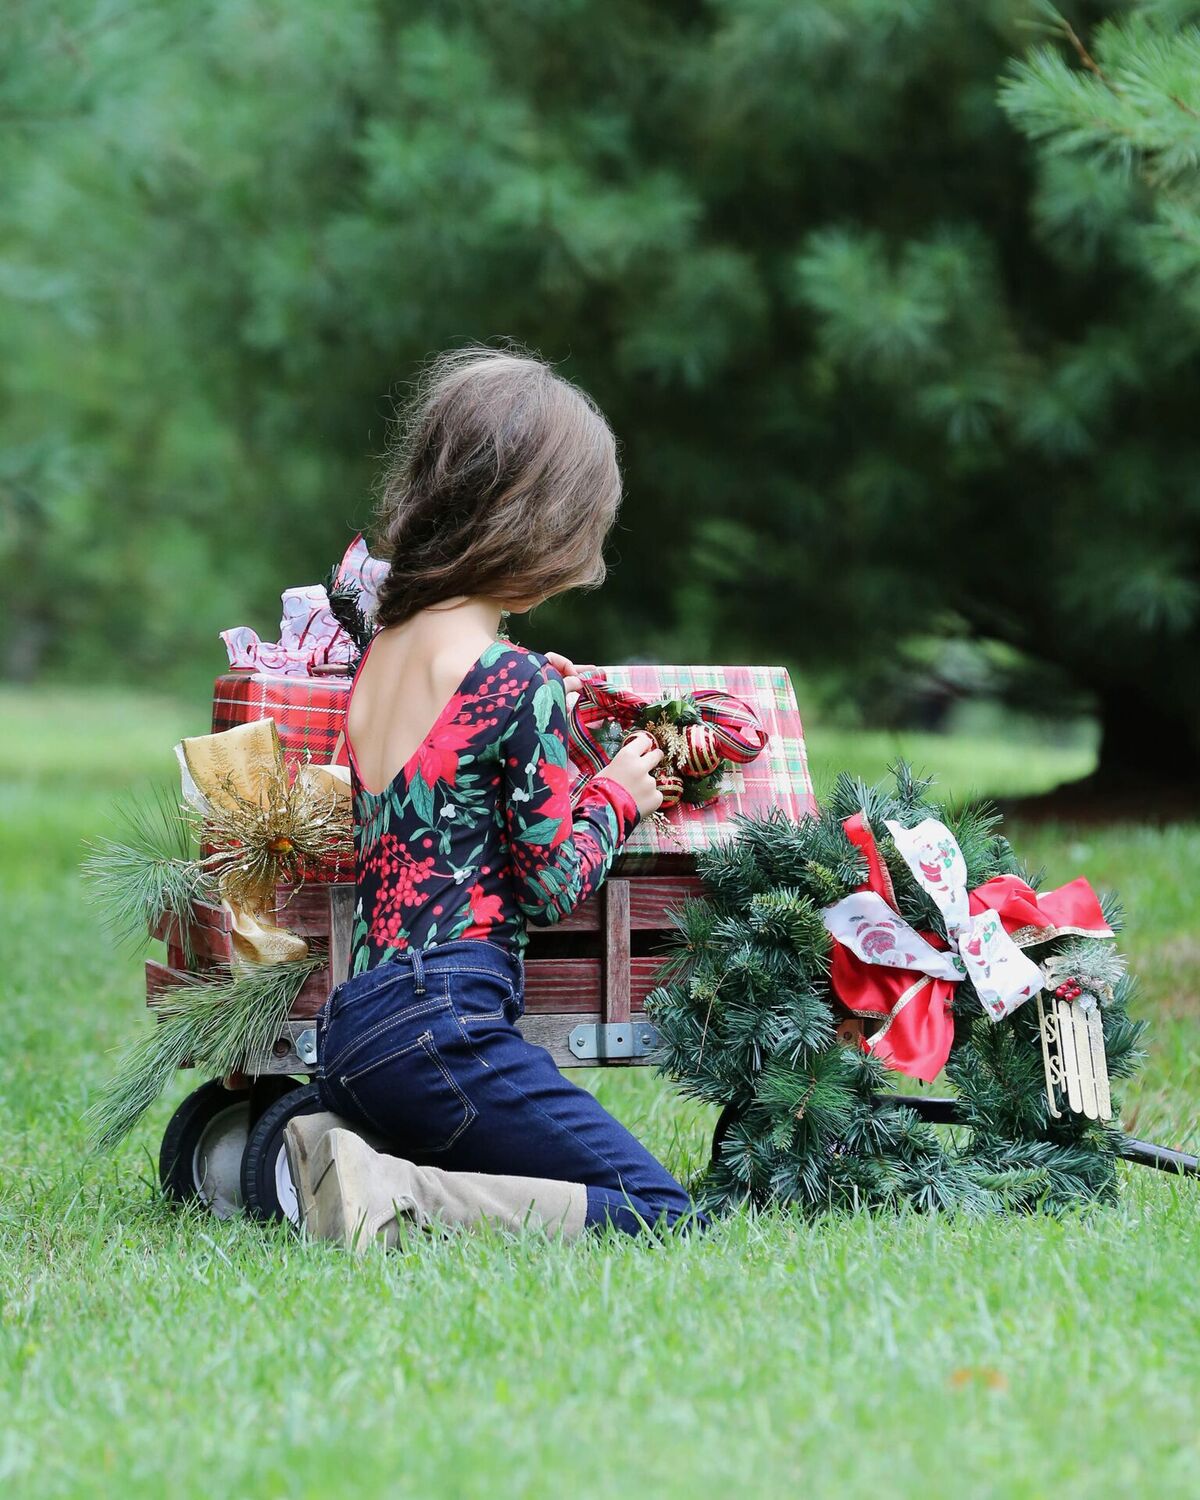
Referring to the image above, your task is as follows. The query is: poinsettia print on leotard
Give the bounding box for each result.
[345,638,640,975]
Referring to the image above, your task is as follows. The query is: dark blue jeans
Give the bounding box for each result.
[315,938,705,1237]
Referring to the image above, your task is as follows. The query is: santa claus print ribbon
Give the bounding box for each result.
[566,676,768,777]
[822,813,1113,1082]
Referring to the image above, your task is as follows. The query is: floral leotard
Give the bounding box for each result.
[344,636,640,975]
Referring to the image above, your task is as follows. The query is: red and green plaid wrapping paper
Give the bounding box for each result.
[574,664,814,866]
[213,670,349,767]
[211,663,814,878]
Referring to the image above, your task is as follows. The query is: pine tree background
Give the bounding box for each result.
[647,766,1145,1215]
[3,1,1199,780]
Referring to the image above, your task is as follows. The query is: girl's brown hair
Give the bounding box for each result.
[370,347,622,629]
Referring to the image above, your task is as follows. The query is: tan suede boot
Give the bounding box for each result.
[283,1111,387,1236]
[299,1128,589,1254]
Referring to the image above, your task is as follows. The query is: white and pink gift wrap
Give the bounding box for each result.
[220,534,389,677]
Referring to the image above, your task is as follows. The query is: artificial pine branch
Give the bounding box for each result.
[82,785,213,968]
[86,953,325,1151]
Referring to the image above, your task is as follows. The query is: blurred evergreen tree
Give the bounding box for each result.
[2,1,1197,779]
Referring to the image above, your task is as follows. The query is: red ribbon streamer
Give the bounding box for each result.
[830,815,1112,1083]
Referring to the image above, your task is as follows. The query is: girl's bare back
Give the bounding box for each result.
[346,613,495,796]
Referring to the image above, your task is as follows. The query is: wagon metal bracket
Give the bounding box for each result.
[568,1021,660,1061]
[294,1028,319,1067]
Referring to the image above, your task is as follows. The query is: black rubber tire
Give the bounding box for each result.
[240,1081,326,1226]
[158,1077,299,1219]
[711,1101,742,1167]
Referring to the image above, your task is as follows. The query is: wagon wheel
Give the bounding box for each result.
[241,1081,325,1226]
[158,1077,301,1219]
[710,1101,743,1166]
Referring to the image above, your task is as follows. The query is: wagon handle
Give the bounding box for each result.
[709,1097,1199,1177]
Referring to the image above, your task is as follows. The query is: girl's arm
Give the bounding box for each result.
[501,655,640,926]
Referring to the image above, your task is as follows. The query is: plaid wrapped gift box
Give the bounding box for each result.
[576,664,814,870]
[210,662,814,878]
[212,669,350,767]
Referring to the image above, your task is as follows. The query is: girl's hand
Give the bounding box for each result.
[600,731,664,820]
[545,651,583,712]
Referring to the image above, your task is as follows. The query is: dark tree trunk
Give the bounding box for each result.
[1095,684,1198,786]
[1005,680,1199,822]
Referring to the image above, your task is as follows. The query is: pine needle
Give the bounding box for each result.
[86,954,325,1152]
[82,784,212,966]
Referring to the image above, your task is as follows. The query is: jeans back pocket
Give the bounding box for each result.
[448,967,522,1029]
[336,1027,477,1155]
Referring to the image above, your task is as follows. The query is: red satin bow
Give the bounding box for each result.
[567,675,768,778]
[829,813,1112,1082]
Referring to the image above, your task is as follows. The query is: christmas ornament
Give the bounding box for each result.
[681,722,723,777]
[1036,990,1113,1121]
[1036,954,1115,1120]
[567,675,767,814]
[655,770,684,809]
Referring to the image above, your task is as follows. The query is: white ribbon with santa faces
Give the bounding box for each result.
[821,817,1044,1022]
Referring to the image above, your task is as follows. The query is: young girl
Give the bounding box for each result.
[285,348,703,1248]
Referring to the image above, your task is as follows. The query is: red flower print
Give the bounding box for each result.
[463,882,505,938]
[412,696,477,788]
[538,761,572,847]
[348,647,633,973]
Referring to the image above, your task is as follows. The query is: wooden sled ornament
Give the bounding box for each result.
[1036,991,1113,1122]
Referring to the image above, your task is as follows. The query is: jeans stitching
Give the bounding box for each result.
[440,964,516,985]
[341,939,521,993]
[332,971,407,1018]
[501,1070,640,1188]
[448,1004,500,1067]
[425,934,524,972]
[443,971,519,1033]
[321,985,451,1076]
[450,1030,653,1192]
[416,1033,478,1149]
[341,1029,476,1151]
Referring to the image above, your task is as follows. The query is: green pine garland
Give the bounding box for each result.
[647,765,1145,1217]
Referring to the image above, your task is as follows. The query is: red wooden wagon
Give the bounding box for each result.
[151,663,816,1221]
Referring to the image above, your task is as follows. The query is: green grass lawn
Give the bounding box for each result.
[2,687,1197,1499]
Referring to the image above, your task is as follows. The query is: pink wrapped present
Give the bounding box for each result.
[220,534,389,676]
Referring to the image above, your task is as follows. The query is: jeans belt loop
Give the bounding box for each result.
[410,945,426,995]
